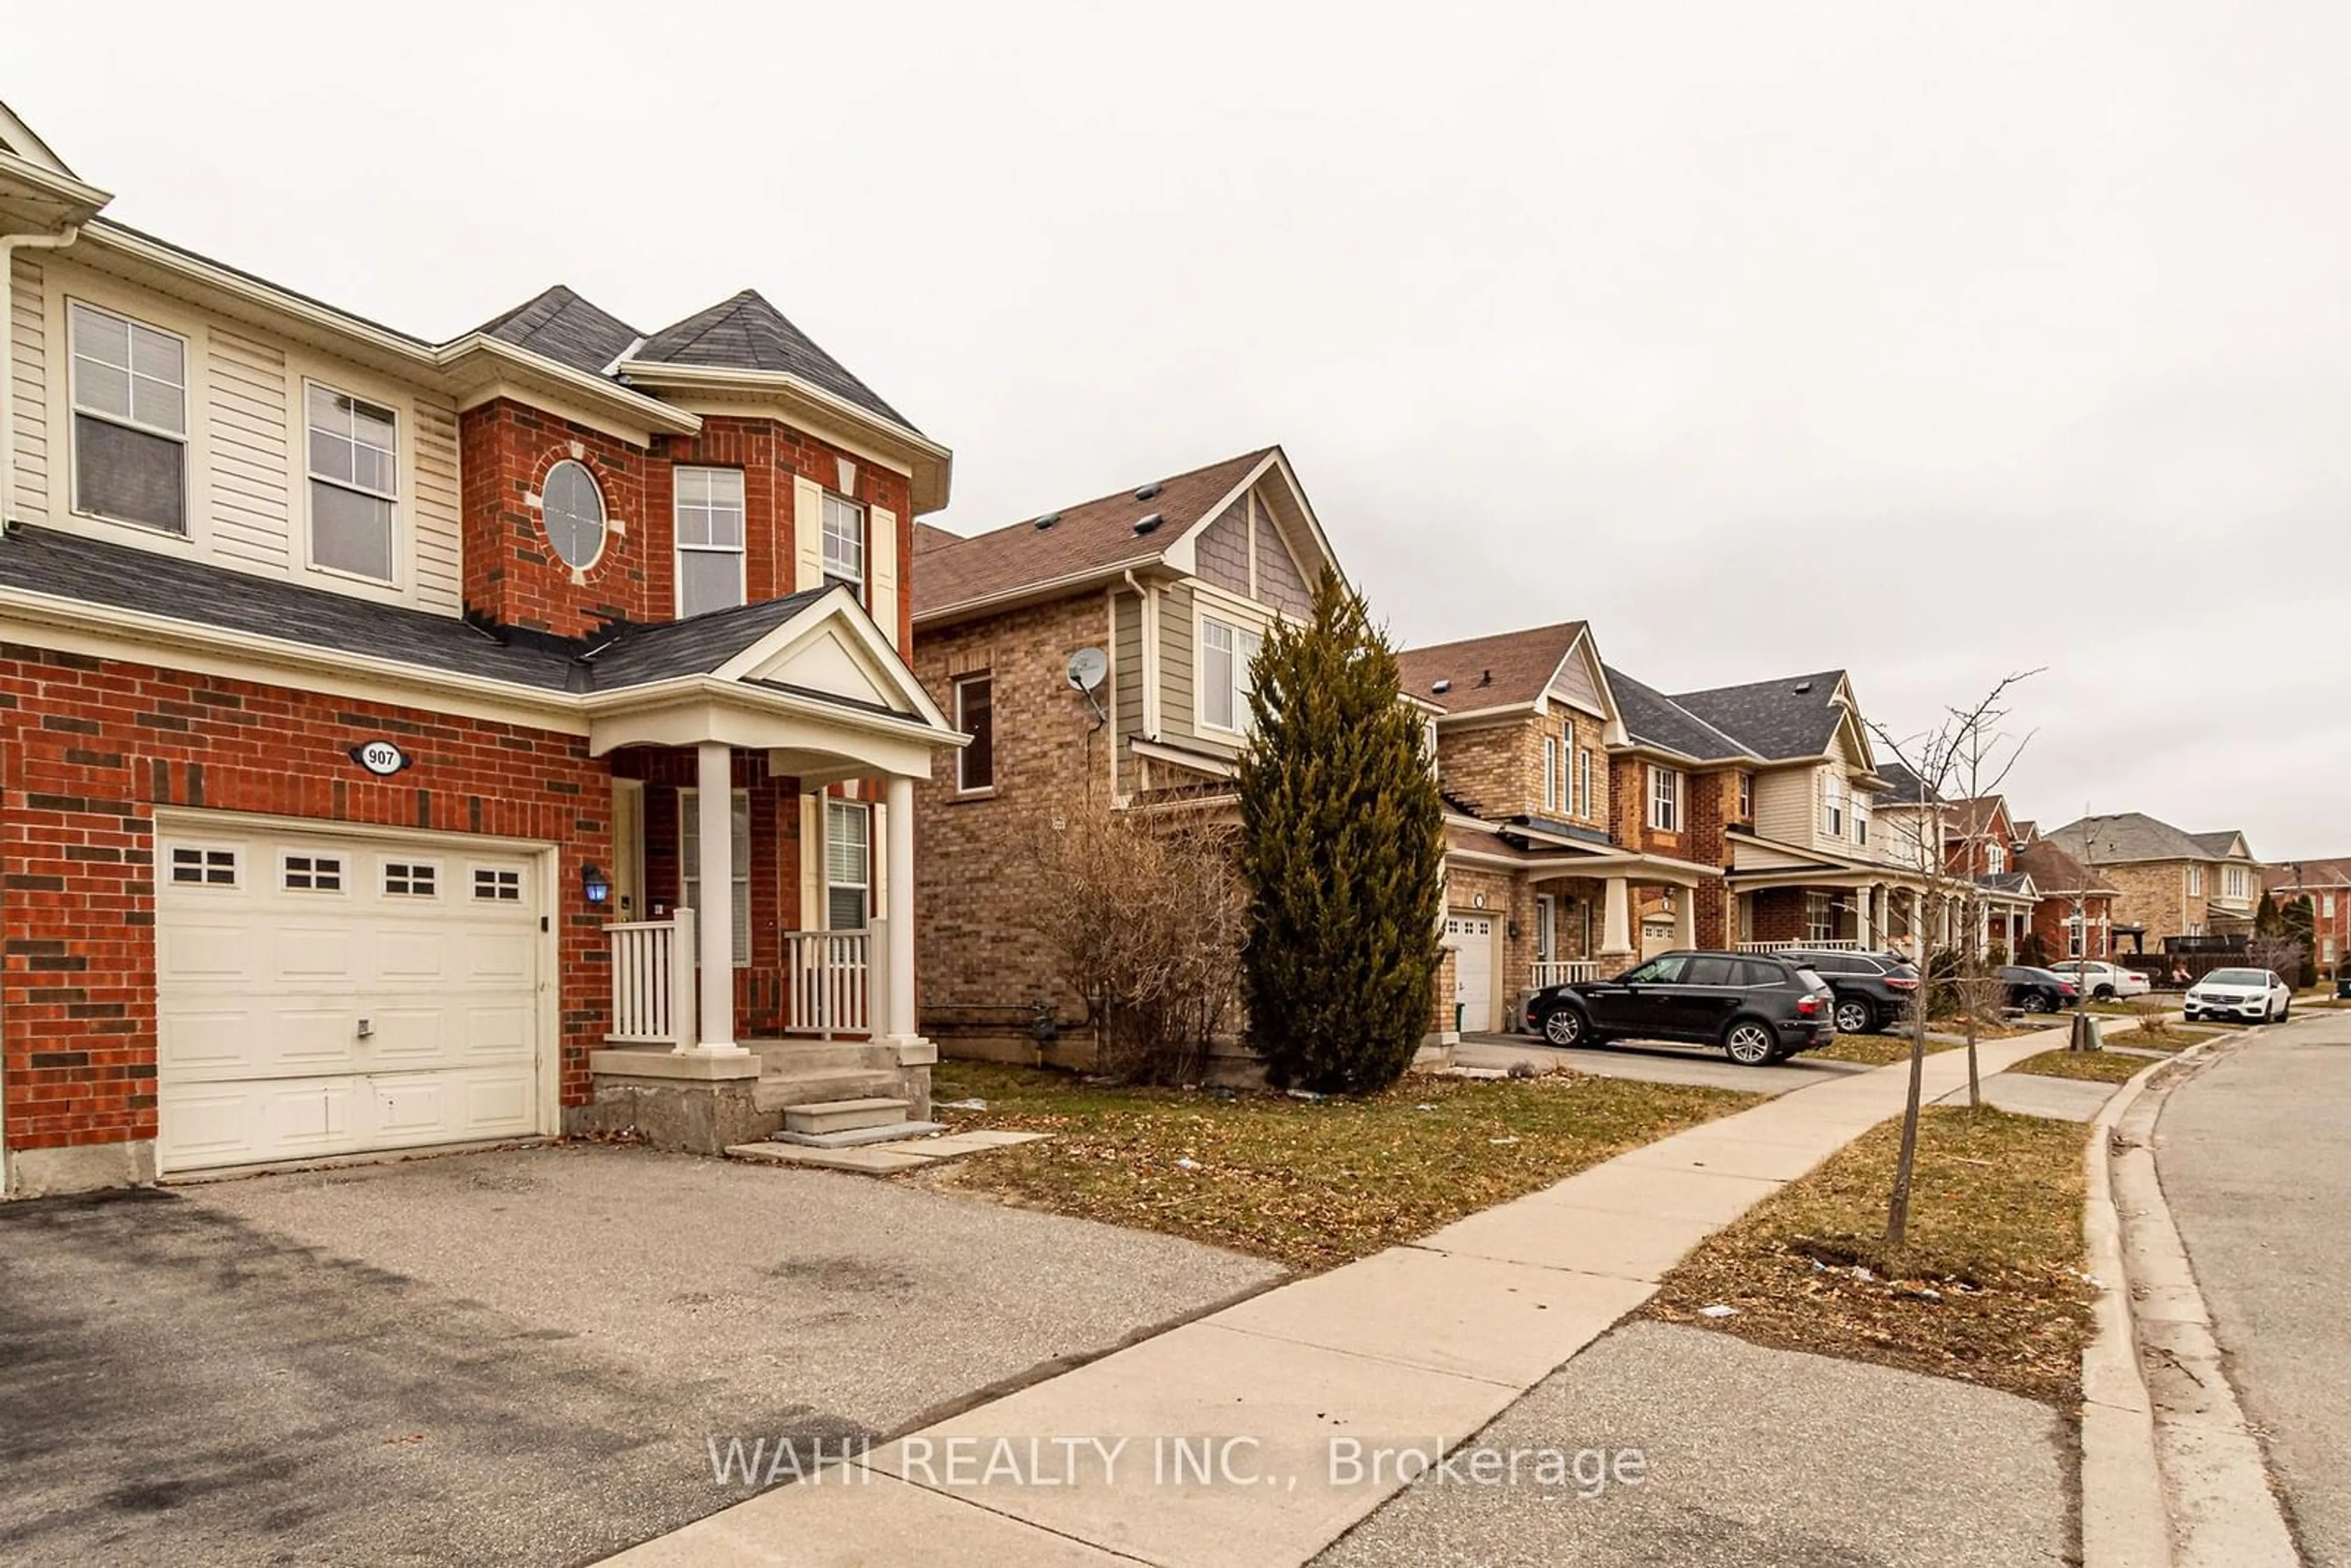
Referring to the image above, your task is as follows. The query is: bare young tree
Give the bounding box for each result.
[1024,798,1245,1084]
[1867,669,2039,1250]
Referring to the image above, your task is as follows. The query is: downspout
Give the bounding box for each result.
[1123,568,1158,743]
[0,225,82,530]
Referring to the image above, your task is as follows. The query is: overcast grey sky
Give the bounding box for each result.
[12,2,2347,857]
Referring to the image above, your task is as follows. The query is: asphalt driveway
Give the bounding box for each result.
[0,1144,1281,1567]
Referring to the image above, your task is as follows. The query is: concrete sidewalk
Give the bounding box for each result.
[605,1029,2077,1568]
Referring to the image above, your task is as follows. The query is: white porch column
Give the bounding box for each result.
[694,741,745,1055]
[883,773,924,1048]
[1673,887,1696,950]
[1855,885,1874,948]
[1599,877,1634,961]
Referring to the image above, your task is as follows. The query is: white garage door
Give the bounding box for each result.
[156,823,544,1174]
[1450,914,1495,1033]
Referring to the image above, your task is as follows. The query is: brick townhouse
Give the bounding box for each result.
[2014,831,2122,961]
[907,447,1339,1063]
[2041,813,2263,951]
[0,103,965,1195]
[2263,858,2351,975]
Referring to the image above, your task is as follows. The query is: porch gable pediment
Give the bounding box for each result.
[716,587,950,732]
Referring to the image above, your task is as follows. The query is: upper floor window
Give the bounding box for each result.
[2187,865,2203,896]
[2223,865,2249,901]
[69,302,187,535]
[2325,894,2337,918]
[1574,745,1592,821]
[1853,795,1869,846]
[1737,772,1752,820]
[954,673,994,792]
[541,460,607,569]
[675,467,746,617]
[1648,765,1682,832]
[1201,615,1264,733]
[306,384,398,582]
[822,493,866,591]
[1985,842,2006,875]
[1821,774,1845,838]
[1542,736,1560,812]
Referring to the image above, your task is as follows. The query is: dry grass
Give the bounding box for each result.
[2009,1048,2152,1084]
[920,1061,1758,1271]
[1810,1032,1964,1067]
[1645,1106,2096,1406]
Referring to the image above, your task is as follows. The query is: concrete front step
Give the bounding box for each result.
[776,1119,947,1149]
[743,1039,899,1075]
[751,1070,903,1113]
[726,1129,1054,1174]
[784,1096,910,1136]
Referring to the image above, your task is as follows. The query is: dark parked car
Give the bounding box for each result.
[1995,965,2080,1013]
[1524,950,1835,1065]
[1776,948,1922,1035]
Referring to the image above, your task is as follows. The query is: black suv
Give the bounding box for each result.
[1775,948,1922,1035]
[1524,950,1835,1065]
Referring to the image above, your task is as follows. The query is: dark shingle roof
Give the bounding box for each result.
[2017,839,2120,896]
[1395,623,1586,713]
[0,525,849,699]
[2046,812,2254,866]
[1602,666,1750,760]
[633,290,913,430]
[1667,671,1849,760]
[475,285,643,376]
[1871,759,1941,808]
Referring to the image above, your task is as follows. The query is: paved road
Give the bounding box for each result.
[2158,1013,2351,1565]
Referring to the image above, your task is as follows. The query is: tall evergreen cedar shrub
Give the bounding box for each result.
[1237,572,1445,1093]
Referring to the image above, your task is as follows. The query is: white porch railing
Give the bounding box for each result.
[1736,938,1865,953]
[607,910,696,1046]
[786,929,872,1035]
[1531,960,1601,988]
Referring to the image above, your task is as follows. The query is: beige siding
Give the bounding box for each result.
[1250,489,1312,616]
[1195,497,1249,596]
[412,397,462,612]
[1546,648,1603,714]
[1112,588,1144,749]
[1752,766,1817,847]
[206,327,291,571]
[1160,581,1196,738]
[10,253,47,525]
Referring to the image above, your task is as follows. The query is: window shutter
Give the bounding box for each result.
[869,505,899,649]
[793,476,827,593]
[799,792,822,930]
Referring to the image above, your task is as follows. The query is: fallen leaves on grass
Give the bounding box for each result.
[919,1062,1757,1271]
[1810,1033,1963,1067]
[1644,1105,2095,1406]
[2009,1048,2152,1084]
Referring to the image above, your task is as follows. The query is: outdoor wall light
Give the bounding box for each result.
[581,862,611,904]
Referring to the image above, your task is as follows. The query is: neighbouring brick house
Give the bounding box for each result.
[0,103,967,1195]
[2263,859,2351,975]
[907,447,1341,1062]
[2042,814,2264,950]
[2016,836,2121,961]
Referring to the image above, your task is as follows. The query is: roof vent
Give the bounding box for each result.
[1479,669,1493,687]
[1033,512,1061,530]
[1132,513,1164,536]
[1431,678,1452,695]
[1134,483,1163,501]
[1792,680,1814,694]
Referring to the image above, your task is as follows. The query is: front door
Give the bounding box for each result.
[1450,915,1495,1032]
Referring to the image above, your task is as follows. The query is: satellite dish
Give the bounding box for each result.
[1066,647,1109,694]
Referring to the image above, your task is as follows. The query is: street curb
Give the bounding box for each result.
[2080,1022,2301,1568]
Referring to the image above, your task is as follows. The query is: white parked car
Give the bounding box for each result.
[2183,968,2293,1024]
[2046,960,2151,1000]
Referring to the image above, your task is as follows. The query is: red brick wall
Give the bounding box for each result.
[0,643,613,1155]
[459,403,918,653]
[1749,888,1809,945]
[2030,893,2113,959]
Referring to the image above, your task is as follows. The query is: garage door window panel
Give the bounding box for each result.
[282,852,345,892]
[168,844,239,887]
[473,866,523,903]
[383,860,439,898]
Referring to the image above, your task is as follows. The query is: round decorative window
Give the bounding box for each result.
[541,459,607,569]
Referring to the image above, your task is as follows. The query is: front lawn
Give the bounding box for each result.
[1810,1032,1963,1067]
[2009,1048,2153,1084]
[1644,1106,2094,1406]
[922,1062,1759,1271]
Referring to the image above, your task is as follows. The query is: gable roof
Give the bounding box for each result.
[2044,812,2256,866]
[1602,666,1752,760]
[476,285,642,377]
[1668,671,1851,762]
[1872,759,1941,808]
[1944,794,2014,841]
[2265,858,2351,893]
[631,289,911,430]
[2017,838,2120,896]
[1395,623,1588,713]
[912,448,1276,622]
[2189,830,2251,860]
[0,98,75,178]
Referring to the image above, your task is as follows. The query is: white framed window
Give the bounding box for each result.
[2067,917,2085,958]
[2187,865,2203,896]
[2223,865,2249,900]
[674,467,746,617]
[541,460,607,569]
[282,852,345,893]
[1542,736,1559,811]
[1805,891,1835,944]
[1200,615,1265,734]
[167,844,238,888]
[69,301,188,534]
[680,789,752,964]
[1574,746,1593,820]
[1985,843,2006,876]
[1534,895,1556,962]
[822,493,866,590]
[382,860,438,898]
[1738,772,1752,819]
[305,382,398,582]
[824,799,871,932]
[954,673,994,792]
[1648,765,1682,832]
[1821,775,1845,838]
[473,866,523,902]
[2325,894,2337,918]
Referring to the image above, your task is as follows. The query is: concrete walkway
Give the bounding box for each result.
[606,1027,2080,1568]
